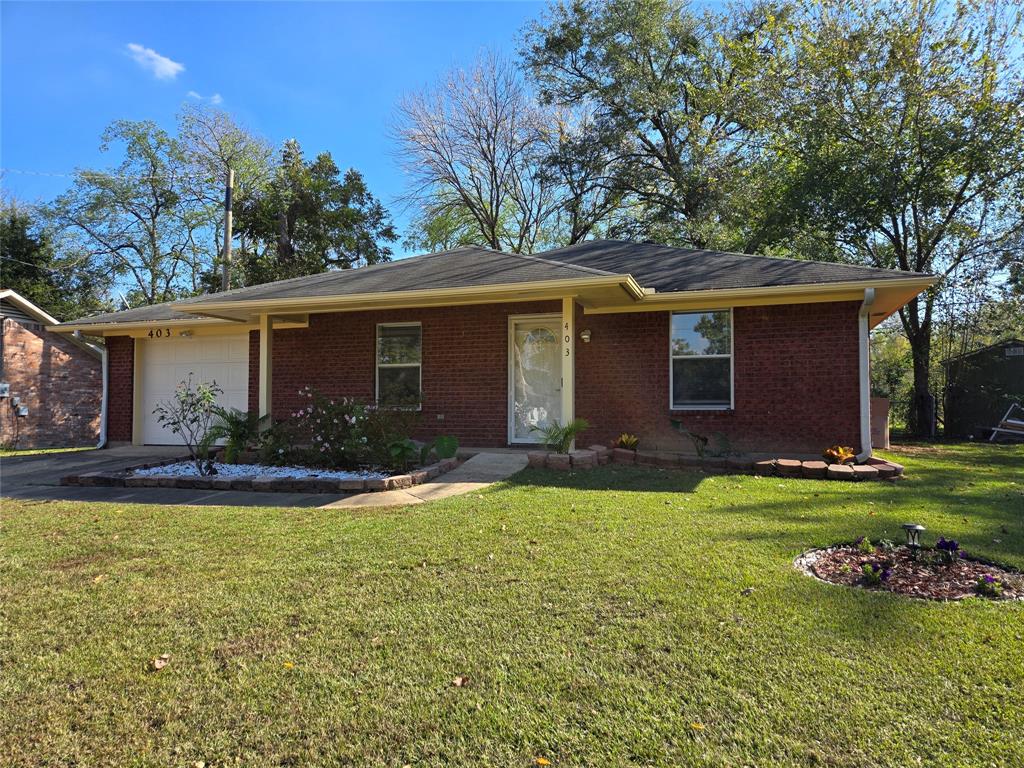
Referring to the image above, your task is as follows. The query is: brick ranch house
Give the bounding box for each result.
[50,241,934,458]
[1,289,102,448]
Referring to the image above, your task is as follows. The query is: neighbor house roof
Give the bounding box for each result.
[51,240,934,332]
[1,289,102,356]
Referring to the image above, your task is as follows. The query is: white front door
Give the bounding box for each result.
[140,334,249,445]
[509,316,562,443]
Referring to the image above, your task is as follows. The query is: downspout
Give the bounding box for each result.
[96,341,108,449]
[856,288,876,463]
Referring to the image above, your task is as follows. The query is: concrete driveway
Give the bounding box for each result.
[1,445,341,507]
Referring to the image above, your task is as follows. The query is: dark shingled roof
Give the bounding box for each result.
[538,240,928,292]
[59,304,210,326]
[59,240,929,326]
[174,246,617,305]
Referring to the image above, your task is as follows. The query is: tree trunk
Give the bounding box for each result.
[908,329,935,438]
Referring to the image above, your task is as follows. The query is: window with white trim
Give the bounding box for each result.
[376,323,422,406]
[670,310,732,409]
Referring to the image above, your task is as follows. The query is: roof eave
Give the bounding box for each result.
[170,274,644,320]
[583,275,936,326]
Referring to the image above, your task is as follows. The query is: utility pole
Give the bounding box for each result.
[221,167,234,292]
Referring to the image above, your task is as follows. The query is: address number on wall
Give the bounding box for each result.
[147,328,173,338]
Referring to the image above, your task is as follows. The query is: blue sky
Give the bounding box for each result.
[1,1,545,251]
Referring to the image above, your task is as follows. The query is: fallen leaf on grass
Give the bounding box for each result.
[690,722,705,731]
[452,675,470,687]
[92,574,106,584]
[535,758,551,766]
[150,653,170,671]
[283,661,295,669]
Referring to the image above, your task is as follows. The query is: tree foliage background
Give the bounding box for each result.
[2,0,1020,437]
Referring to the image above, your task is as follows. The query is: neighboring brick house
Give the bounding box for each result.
[1,289,102,448]
[51,241,934,457]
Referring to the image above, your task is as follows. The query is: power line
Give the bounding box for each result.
[1,167,215,183]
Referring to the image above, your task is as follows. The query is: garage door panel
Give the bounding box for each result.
[141,335,250,445]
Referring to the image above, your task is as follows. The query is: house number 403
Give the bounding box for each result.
[147,328,172,338]
[564,322,571,355]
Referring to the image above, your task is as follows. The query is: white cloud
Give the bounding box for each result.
[126,43,184,80]
[187,90,223,105]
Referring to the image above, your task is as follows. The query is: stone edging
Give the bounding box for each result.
[528,445,903,482]
[60,457,460,494]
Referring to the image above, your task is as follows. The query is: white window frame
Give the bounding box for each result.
[376,322,422,409]
[669,308,734,411]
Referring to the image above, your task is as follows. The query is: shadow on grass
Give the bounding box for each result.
[505,465,706,493]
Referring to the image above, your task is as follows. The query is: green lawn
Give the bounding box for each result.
[2,443,1022,767]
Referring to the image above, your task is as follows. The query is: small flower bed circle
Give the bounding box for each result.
[795,539,1023,601]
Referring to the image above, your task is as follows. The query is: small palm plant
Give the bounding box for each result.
[531,418,590,454]
[202,408,271,464]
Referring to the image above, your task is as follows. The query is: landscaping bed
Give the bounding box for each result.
[528,444,904,481]
[796,543,1024,601]
[61,456,460,494]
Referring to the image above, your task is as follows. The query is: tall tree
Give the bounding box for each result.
[48,120,215,306]
[780,0,1024,434]
[0,196,106,320]
[177,104,273,290]
[236,139,397,284]
[522,0,795,251]
[395,53,560,254]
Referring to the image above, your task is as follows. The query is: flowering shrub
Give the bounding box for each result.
[287,386,422,470]
[975,575,1003,597]
[290,388,370,468]
[152,374,222,475]
[861,562,892,586]
[823,445,856,464]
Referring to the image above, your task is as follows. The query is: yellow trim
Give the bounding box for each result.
[47,317,308,336]
[561,297,576,449]
[258,314,273,418]
[131,338,143,446]
[583,276,935,328]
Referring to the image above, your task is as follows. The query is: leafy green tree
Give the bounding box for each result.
[236,139,397,284]
[177,104,273,291]
[779,0,1024,435]
[48,120,215,305]
[0,197,107,320]
[522,0,795,252]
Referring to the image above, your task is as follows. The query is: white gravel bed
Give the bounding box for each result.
[133,461,389,481]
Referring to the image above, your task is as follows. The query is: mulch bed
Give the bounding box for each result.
[796,544,1023,601]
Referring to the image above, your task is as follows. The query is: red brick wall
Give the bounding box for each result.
[242,299,861,455]
[575,301,863,454]
[257,301,561,447]
[106,335,134,443]
[0,319,102,448]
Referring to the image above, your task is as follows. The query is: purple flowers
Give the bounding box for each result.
[936,536,966,563]
[976,574,1004,597]
[862,562,892,586]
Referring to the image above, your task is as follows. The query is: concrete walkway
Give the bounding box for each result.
[320,452,528,509]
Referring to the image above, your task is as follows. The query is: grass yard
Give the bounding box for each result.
[2,443,1022,767]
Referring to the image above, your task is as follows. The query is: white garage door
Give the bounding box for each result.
[141,334,250,445]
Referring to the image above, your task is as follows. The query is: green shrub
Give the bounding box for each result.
[531,418,590,454]
[205,408,270,464]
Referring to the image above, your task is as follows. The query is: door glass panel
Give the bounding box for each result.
[512,323,561,440]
